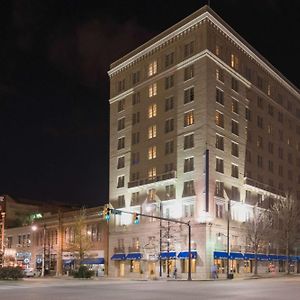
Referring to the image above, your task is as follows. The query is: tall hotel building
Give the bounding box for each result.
[108,6,300,279]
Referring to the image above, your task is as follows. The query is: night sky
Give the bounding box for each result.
[1,0,300,207]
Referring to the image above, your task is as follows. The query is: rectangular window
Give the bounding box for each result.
[149,83,157,97]
[231,186,240,201]
[165,185,175,200]
[184,41,195,58]
[216,89,224,105]
[215,181,224,198]
[131,152,140,165]
[164,163,173,173]
[245,67,252,81]
[268,104,274,116]
[148,146,157,160]
[257,76,263,90]
[182,180,195,197]
[117,156,125,169]
[231,120,239,135]
[184,87,194,104]
[230,54,239,70]
[268,160,274,172]
[132,132,140,145]
[184,134,194,149]
[184,157,194,172]
[165,96,174,111]
[268,142,274,154]
[165,118,174,133]
[117,117,125,131]
[215,203,224,218]
[231,142,239,157]
[148,104,157,118]
[148,167,156,179]
[231,77,239,92]
[117,175,125,188]
[216,134,224,150]
[165,75,174,89]
[257,116,263,128]
[215,111,224,128]
[132,71,140,85]
[131,172,139,181]
[278,112,283,123]
[148,125,157,139]
[117,195,125,208]
[231,99,239,114]
[245,107,251,121]
[132,112,140,125]
[257,155,263,168]
[184,65,194,81]
[231,164,239,178]
[165,52,174,68]
[117,79,125,92]
[216,68,224,82]
[148,60,157,77]
[165,140,174,154]
[131,192,139,206]
[257,136,263,149]
[132,92,140,105]
[117,99,125,112]
[184,111,194,127]
[117,137,125,150]
[216,157,224,173]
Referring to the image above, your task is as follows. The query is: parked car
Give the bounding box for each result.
[23,268,40,277]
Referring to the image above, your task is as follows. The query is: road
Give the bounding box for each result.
[0,276,300,300]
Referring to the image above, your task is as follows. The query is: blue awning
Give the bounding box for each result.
[268,254,278,261]
[82,258,104,264]
[111,253,126,260]
[289,256,298,261]
[213,251,228,259]
[126,253,142,260]
[63,259,74,265]
[177,251,198,259]
[229,252,244,260]
[159,252,176,259]
[244,253,256,260]
[277,255,287,261]
[256,254,269,261]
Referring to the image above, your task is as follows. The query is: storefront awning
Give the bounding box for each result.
[177,251,198,259]
[63,259,74,265]
[268,254,278,261]
[229,252,244,260]
[244,253,256,260]
[256,254,269,261]
[126,253,142,260]
[159,252,176,260]
[111,253,126,260]
[82,258,104,264]
[213,251,228,259]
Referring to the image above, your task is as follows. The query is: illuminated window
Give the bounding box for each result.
[149,83,157,97]
[117,117,125,131]
[148,104,157,118]
[215,111,224,128]
[148,60,157,77]
[230,54,239,70]
[148,188,156,201]
[216,89,224,105]
[184,157,194,172]
[267,84,271,96]
[184,65,194,81]
[117,156,125,169]
[184,134,194,149]
[184,111,194,127]
[215,44,221,56]
[148,146,157,160]
[184,87,194,104]
[148,167,156,179]
[216,134,224,150]
[216,157,224,173]
[216,68,224,82]
[148,125,157,139]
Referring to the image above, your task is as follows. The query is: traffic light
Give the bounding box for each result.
[104,207,110,221]
[133,212,139,224]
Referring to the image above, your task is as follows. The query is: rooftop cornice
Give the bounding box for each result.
[108,8,300,100]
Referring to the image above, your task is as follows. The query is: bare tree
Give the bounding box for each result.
[67,208,93,265]
[244,207,272,275]
[271,192,300,274]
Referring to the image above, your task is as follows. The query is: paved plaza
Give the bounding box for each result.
[0,276,300,300]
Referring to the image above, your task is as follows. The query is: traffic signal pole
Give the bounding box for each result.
[108,208,193,281]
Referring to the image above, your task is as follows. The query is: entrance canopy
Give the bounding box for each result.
[111,253,126,260]
[177,251,198,259]
[82,258,104,264]
[229,252,244,260]
[213,251,228,259]
[159,252,176,260]
[125,253,142,260]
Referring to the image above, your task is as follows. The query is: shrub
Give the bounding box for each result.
[73,265,94,278]
[0,267,24,280]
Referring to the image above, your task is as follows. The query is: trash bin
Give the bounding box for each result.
[227,273,234,279]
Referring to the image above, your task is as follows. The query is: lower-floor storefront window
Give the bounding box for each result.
[180,259,196,273]
[130,260,140,273]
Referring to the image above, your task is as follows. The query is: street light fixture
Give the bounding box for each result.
[32,224,46,277]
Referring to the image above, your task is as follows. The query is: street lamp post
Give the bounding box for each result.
[1,212,5,254]
[32,224,46,277]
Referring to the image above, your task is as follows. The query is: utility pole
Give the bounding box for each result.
[42,224,46,277]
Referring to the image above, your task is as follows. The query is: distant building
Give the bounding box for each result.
[108,5,300,278]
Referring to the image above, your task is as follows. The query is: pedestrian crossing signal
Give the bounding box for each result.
[133,212,139,224]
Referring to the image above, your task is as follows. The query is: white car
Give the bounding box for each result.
[23,268,40,277]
